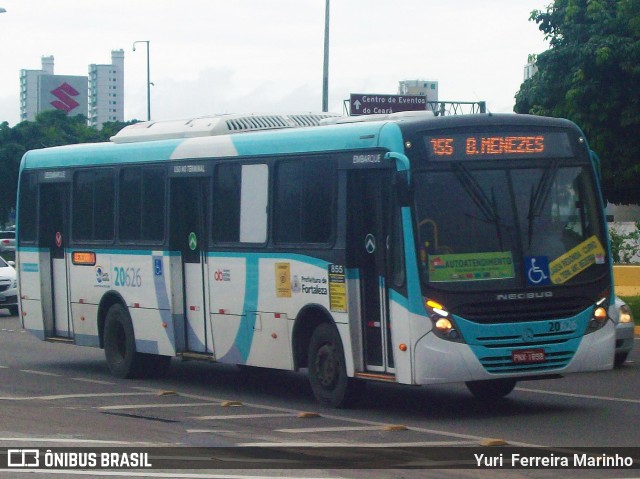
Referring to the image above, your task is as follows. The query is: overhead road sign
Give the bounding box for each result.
[349,93,427,116]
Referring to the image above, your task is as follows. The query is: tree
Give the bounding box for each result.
[0,111,135,225]
[515,0,640,205]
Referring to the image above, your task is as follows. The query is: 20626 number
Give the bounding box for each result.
[114,267,142,288]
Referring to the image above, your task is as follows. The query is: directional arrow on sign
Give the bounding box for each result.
[353,99,362,110]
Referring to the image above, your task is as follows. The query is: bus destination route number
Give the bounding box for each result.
[431,136,544,157]
[425,132,572,161]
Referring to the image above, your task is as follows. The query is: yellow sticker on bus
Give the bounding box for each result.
[275,262,292,298]
[549,235,605,284]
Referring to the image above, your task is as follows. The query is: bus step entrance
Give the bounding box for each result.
[178,351,215,362]
[354,372,396,383]
[44,336,74,344]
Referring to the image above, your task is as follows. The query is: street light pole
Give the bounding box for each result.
[322,0,330,112]
[133,40,151,121]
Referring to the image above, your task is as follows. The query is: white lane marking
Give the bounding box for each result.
[0,437,158,445]
[71,377,116,385]
[19,369,60,376]
[174,390,509,444]
[516,387,640,404]
[0,365,8,368]
[240,441,480,447]
[99,402,219,410]
[276,426,385,433]
[0,392,156,401]
[186,429,236,433]
[0,471,334,479]
[194,413,292,420]
[38,392,156,401]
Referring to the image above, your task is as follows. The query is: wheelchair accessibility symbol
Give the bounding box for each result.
[525,256,551,286]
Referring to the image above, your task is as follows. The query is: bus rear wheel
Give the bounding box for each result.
[104,303,145,379]
[307,323,364,408]
[465,379,517,400]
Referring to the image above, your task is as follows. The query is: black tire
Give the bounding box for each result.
[103,303,145,379]
[614,352,629,368]
[466,378,517,400]
[8,306,18,316]
[308,323,364,408]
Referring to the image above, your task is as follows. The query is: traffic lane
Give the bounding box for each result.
[97,359,640,449]
[318,346,640,448]
[4,310,637,406]
[1,326,640,478]
[0,367,223,448]
[1,323,481,450]
[2,315,639,449]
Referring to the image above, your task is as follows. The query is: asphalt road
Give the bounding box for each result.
[0,307,638,479]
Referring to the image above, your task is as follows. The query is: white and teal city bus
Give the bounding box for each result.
[16,112,615,407]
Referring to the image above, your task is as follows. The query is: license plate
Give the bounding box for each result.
[512,349,546,364]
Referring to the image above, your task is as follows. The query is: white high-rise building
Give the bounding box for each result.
[19,55,55,122]
[398,80,438,101]
[524,54,538,80]
[88,49,125,128]
[398,80,439,112]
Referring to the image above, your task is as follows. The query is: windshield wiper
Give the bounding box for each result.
[526,160,560,247]
[452,163,506,250]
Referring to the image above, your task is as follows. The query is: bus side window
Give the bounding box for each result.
[119,167,166,243]
[18,172,38,244]
[274,158,335,245]
[212,163,241,243]
[73,169,115,242]
[212,163,268,244]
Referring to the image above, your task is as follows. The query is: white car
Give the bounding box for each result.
[613,296,635,367]
[0,231,15,254]
[0,256,18,316]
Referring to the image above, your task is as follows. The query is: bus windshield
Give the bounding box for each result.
[413,160,608,292]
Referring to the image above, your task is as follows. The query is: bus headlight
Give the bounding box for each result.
[619,304,634,324]
[425,298,464,342]
[588,298,609,333]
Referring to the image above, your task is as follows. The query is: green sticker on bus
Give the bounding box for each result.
[428,251,514,282]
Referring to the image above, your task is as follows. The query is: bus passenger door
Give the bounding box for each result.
[39,183,72,338]
[170,177,213,355]
[347,169,394,373]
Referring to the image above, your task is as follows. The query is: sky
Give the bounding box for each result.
[0,0,550,127]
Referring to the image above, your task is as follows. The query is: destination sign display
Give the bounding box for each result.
[350,93,427,116]
[424,132,573,161]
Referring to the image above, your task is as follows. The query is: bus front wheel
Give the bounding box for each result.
[307,323,364,408]
[104,303,144,379]
[466,379,517,400]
